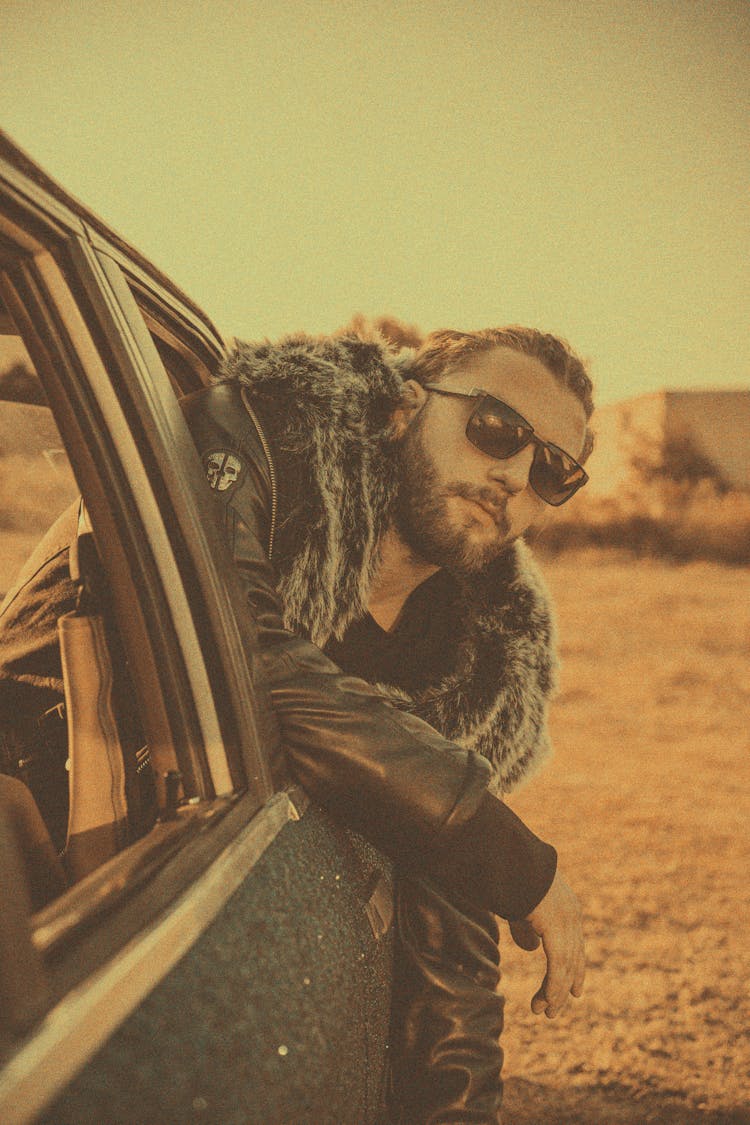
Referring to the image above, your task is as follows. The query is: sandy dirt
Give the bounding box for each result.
[500,550,750,1125]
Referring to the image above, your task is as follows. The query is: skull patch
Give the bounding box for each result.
[203,450,245,493]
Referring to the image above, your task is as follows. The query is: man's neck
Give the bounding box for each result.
[367,527,441,633]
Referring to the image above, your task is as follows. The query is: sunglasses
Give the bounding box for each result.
[424,383,588,506]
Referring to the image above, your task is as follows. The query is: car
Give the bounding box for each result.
[0,129,393,1125]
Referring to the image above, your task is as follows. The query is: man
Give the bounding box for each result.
[0,323,590,1124]
[183,323,592,1123]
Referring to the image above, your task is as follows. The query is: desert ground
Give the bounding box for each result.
[500,550,750,1125]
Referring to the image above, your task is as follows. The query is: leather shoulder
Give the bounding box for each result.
[180,382,272,510]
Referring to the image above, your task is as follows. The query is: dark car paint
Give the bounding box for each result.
[40,808,394,1125]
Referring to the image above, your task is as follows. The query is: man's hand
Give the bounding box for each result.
[517,870,585,1019]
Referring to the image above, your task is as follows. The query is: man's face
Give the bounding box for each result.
[393,346,588,573]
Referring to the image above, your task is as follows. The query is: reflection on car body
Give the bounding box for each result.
[0,130,392,1125]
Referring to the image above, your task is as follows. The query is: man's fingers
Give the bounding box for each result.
[531,991,560,1019]
[531,949,586,1017]
[539,941,572,1012]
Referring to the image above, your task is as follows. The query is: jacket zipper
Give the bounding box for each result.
[240,387,277,560]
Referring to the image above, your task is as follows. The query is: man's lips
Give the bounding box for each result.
[444,484,511,531]
[475,499,501,519]
[465,496,508,527]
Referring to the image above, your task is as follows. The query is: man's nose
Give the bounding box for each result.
[487,444,535,494]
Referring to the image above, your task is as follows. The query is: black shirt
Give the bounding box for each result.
[324,568,463,694]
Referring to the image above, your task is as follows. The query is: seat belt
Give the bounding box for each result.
[59,500,128,882]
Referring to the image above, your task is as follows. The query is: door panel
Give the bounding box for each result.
[39,806,393,1125]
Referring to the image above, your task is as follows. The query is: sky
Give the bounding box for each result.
[2,0,748,406]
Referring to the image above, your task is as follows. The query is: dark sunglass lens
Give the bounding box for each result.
[467,399,529,458]
[530,444,585,505]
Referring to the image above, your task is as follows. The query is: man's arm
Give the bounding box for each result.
[181,382,559,921]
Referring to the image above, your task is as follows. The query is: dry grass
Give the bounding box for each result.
[502,551,750,1123]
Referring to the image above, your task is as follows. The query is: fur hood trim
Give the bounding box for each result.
[220,332,557,794]
[221,332,406,647]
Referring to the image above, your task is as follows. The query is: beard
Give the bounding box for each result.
[391,412,516,574]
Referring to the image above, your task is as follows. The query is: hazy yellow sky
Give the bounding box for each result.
[2,1,748,405]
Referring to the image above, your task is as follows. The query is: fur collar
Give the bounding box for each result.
[373,544,557,795]
[220,332,557,794]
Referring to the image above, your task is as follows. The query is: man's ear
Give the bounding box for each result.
[391,380,428,438]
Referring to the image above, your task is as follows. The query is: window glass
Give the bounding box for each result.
[0,330,78,596]
[150,331,205,396]
[126,284,216,396]
[0,306,157,910]
[0,319,80,901]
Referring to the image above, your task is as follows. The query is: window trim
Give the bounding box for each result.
[84,243,275,800]
[2,225,276,805]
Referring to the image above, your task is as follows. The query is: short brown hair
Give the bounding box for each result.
[408,327,595,461]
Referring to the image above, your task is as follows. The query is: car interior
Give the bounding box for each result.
[0,297,154,909]
[0,290,214,916]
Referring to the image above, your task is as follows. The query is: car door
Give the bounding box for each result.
[0,131,393,1125]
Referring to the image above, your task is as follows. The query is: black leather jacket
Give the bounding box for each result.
[181,382,556,921]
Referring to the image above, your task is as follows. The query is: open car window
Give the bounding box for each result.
[0,321,100,867]
[0,294,171,894]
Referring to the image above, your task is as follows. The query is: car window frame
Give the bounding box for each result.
[1,141,275,796]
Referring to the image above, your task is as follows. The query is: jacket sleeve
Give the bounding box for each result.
[180,382,556,920]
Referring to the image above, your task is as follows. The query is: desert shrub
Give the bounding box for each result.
[536,489,750,565]
[535,436,750,565]
[630,428,734,496]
